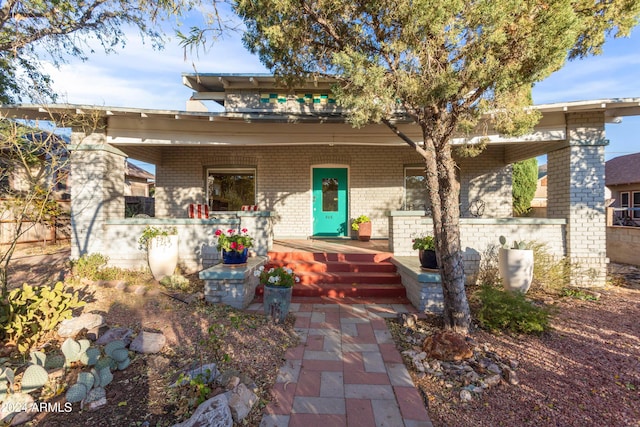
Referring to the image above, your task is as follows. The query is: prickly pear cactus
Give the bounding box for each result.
[44,354,66,370]
[78,339,91,354]
[97,367,113,388]
[61,338,82,366]
[95,356,115,371]
[21,365,49,394]
[117,358,131,371]
[77,372,95,391]
[85,386,106,404]
[1,368,15,402]
[110,348,129,364]
[65,383,88,403]
[80,347,101,366]
[30,351,47,367]
[104,340,126,358]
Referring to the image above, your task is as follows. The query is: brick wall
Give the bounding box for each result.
[547,112,608,286]
[153,144,513,239]
[389,213,566,284]
[69,137,125,259]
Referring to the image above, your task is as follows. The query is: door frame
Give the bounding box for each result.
[310,164,350,237]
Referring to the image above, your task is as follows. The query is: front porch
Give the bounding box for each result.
[199,238,442,311]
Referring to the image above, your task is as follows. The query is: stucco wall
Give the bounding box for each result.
[607,226,640,266]
[154,145,513,239]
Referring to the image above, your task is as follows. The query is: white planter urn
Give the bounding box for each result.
[498,248,534,293]
[147,234,179,281]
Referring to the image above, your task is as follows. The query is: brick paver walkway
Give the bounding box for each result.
[248,302,433,427]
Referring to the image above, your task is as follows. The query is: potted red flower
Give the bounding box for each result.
[215,228,254,265]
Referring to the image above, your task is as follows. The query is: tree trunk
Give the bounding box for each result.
[422,132,471,334]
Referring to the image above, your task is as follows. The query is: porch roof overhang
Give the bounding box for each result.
[2,98,639,164]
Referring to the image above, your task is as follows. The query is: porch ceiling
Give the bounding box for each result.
[2,98,639,165]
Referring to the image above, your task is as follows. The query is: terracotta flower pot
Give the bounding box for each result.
[357,221,372,241]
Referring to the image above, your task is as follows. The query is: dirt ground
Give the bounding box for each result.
[4,244,299,426]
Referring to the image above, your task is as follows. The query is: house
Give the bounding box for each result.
[529,164,548,217]
[125,161,154,198]
[605,152,640,226]
[3,74,640,288]
[1,129,154,244]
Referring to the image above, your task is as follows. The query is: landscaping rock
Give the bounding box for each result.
[95,327,134,346]
[130,331,166,354]
[58,313,105,338]
[483,374,502,388]
[148,355,171,372]
[422,331,473,362]
[460,389,473,402]
[175,363,219,386]
[172,394,232,427]
[133,285,146,296]
[503,367,519,385]
[86,324,110,341]
[0,393,35,424]
[226,383,258,423]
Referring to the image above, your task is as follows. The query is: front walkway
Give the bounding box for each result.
[248,301,433,427]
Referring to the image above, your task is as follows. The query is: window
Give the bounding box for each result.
[404,167,429,211]
[634,192,640,219]
[207,168,256,211]
[620,192,629,209]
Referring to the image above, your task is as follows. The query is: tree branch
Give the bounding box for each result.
[381,117,429,159]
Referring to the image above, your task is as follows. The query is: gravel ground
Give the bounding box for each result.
[391,272,640,427]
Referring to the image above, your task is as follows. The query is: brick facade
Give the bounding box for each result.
[153,145,514,240]
[547,112,608,286]
[69,135,126,259]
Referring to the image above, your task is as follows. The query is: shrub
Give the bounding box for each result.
[476,245,501,287]
[476,285,551,335]
[0,282,85,353]
[159,274,192,292]
[529,242,573,293]
[70,253,109,281]
[70,253,151,286]
[477,242,576,294]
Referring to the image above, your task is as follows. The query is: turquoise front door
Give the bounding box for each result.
[312,168,348,236]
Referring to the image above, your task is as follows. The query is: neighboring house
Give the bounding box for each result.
[3,74,640,287]
[125,161,154,197]
[605,152,640,226]
[529,164,548,217]
[1,131,153,243]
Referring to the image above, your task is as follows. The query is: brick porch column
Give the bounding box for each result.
[69,129,126,259]
[547,112,608,286]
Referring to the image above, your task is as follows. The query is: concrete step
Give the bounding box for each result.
[260,251,405,300]
[255,282,406,299]
[265,259,397,274]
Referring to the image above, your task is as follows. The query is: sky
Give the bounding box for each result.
[42,18,640,165]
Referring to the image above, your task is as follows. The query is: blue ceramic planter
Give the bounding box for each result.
[222,248,248,265]
[263,285,293,324]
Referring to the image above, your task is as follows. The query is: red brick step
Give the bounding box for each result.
[258,251,406,300]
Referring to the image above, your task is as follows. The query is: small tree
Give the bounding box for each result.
[0,111,103,295]
[232,0,639,333]
[512,158,538,216]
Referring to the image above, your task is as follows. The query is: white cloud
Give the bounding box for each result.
[43,26,267,110]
